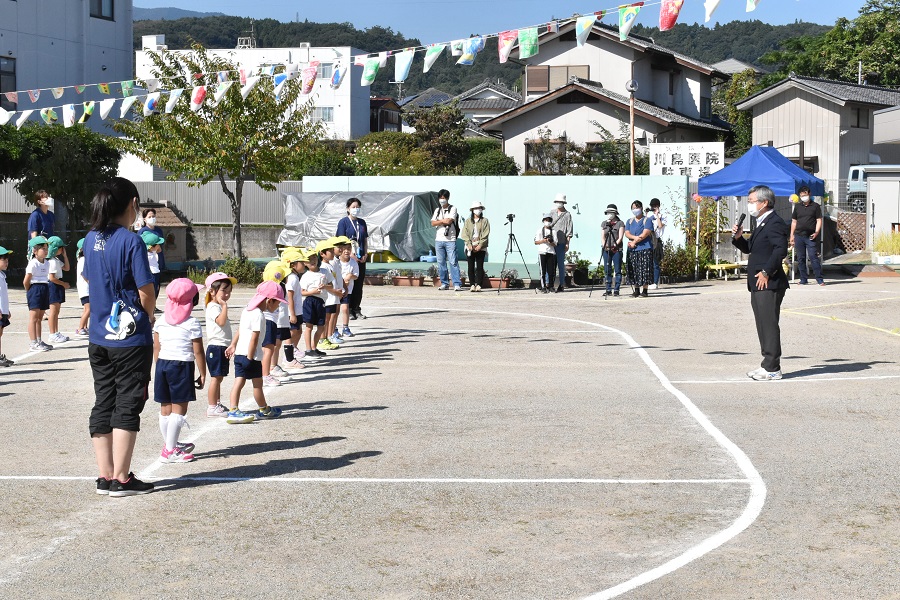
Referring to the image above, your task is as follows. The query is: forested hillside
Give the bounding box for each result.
[133,7,224,20]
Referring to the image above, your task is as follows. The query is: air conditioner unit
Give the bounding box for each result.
[297,42,310,64]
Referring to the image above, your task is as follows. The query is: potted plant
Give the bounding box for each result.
[427,263,467,286]
[391,268,425,286]
[566,250,592,285]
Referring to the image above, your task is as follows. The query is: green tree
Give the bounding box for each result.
[114,45,323,257]
[350,131,432,175]
[714,68,761,157]
[462,148,519,176]
[404,103,469,174]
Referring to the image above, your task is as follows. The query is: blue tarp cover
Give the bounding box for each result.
[698,145,825,197]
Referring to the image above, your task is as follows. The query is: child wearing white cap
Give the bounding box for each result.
[535,213,558,293]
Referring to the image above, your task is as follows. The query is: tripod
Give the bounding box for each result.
[498,217,536,295]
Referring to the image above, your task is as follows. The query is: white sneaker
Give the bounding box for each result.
[263,375,282,387]
[649,284,658,290]
[50,333,69,344]
[746,367,767,378]
[750,370,783,381]
[282,360,306,372]
[270,365,290,378]
[454,286,462,292]
[438,284,449,290]
[206,403,228,417]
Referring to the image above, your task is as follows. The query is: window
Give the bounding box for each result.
[526,65,589,94]
[851,106,869,129]
[90,0,114,20]
[0,57,15,111]
[669,72,675,96]
[700,97,711,119]
[316,63,333,80]
[312,106,334,123]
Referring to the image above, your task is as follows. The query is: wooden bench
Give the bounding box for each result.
[706,262,744,281]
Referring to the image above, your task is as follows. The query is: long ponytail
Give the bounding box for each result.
[90,177,139,231]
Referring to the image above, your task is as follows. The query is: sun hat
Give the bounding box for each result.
[604,204,619,215]
[76,238,85,251]
[282,248,306,264]
[28,235,49,248]
[470,201,485,210]
[204,271,237,304]
[164,278,204,325]
[262,260,289,284]
[553,193,567,204]
[0,246,12,256]
[332,235,353,246]
[542,212,553,221]
[248,280,287,311]
[140,230,164,248]
[47,236,66,256]
[315,239,336,254]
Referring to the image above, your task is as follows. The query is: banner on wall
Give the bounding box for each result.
[649,142,725,180]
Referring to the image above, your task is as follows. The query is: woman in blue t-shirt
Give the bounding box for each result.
[335,197,368,320]
[26,190,55,256]
[624,200,654,298]
[84,177,157,497]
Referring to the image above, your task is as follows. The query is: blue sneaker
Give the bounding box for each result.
[329,333,344,345]
[226,409,255,424]
[256,406,283,419]
[341,326,354,338]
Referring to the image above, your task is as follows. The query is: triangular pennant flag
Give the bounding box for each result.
[240,77,260,99]
[4,92,17,104]
[51,87,65,99]
[660,0,685,31]
[518,27,539,59]
[239,68,248,86]
[353,55,367,67]
[273,80,287,101]
[120,96,138,118]
[190,86,206,112]
[120,80,134,97]
[143,92,160,116]
[619,3,644,41]
[547,21,559,34]
[393,49,415,83]
[213,81,233,104]
[457,37,484,66]
[378,52,389,68]
[16,110,33,129]
[498,31,518,64]
[705,0,721,22]
[98,83,110,95]
[746,0,760,11]
[576,16,597,47]
[272,73,288,100]
[330,61,347,89]
[165,88,184,113]
[75,85,87,95]
[301,65,318,94]
[423,44,446,73]
[78,101,95,124]
[144,78,160,93]
[595,10,607,19]
[0,107,11,126]
[28,90,40,103]
[62,104,76,128]
[450,40,465,57]
[361,58,380,87]
[263,65,276,77]
[39,108,58,125]
[286,63,301,81]
[218,70,229,83]
[98,98,116,120]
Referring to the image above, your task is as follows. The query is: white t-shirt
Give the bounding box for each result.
[235,307,265,361]
[49,257,63,279]
[25,257,50,283]
[535,226,556,255]
[0,271,9,315]
[154,316,202,362]
[320,262,339,306]
[77,256,89,298]
[300,270,326,301]
[275,299,290,328]
[286,271,303,316]
[148,251,160,274]
[339,257,359,296]
[205,302,232,346]
[433,205,459,242]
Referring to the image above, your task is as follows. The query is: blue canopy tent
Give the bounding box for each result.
[698,145,825,197]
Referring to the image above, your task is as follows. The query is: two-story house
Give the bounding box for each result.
[480,21,728,170]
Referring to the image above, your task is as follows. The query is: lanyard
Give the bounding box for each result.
[349,217,360,240]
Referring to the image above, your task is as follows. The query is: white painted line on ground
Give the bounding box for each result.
[354,326,615,334]
[9,339,81,363]
[672,374,900,385]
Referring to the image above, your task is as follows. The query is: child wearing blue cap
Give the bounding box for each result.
[46,236,70,344]
[24,236,52,351]
[0,246,13,366]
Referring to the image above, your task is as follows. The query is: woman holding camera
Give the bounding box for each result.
[625,200,654,297]
[535,213,558,293]
[460,201,490,292]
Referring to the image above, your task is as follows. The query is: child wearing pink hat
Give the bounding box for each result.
[153,278,207,463]
[227,280,287,423]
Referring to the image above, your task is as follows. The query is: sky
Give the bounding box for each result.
[135,0,869,46]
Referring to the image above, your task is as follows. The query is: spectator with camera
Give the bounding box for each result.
[600,204,625,296]
[430,189,462,291]
[460,201,491,292]
[549,193,573,292]
[535,213,558,293]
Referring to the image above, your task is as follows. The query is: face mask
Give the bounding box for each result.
[349,207,360,216]
[473,209,482,216]
[555,202,565,209]
[632,208,643,217]
[800,195,810,204]
[145,217,157,226]
[41,197,54,211]
[748,204,760,218]
[606,213,616,220]
[439,198,448,205]
[543,221,552,227]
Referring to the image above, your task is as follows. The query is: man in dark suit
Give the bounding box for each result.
[732,185,790,381]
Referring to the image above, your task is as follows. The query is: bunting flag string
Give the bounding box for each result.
[62,104,76,128]
[51,87,65,100]
[619,3,644,41]
[165,89,184,113]
[705,0,721,22]
[423,44,446,73]
[394,48,416,83]
[78,101,95,124]
[497,31,518,64]
[0,107,12,126]
[330,62,347,88]
[660,0,685,31]
[746,0,760,11]
[576,15,598,47]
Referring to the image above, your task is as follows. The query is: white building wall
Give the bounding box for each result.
[0,0,133,129]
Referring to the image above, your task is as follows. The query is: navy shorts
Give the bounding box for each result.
[81,296,90,306]
[0,316,9,329]
[207,344,230,378]
[262,319,277,347]
[302,296,326,326]
[289,320,303,331]
[154,358,197,404]
[340,294,350,305]
[276,326,291,340]
[49,281,66,304]
[325,304,337,314]
[234,355,262,380]
[26,283,50,310]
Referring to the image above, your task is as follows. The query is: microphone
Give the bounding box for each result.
[734,213,746,236]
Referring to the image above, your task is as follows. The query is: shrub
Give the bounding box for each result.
[660,240,711,280]
[186,265,208,284]
[351,131,432,175]
[294,143,354,177]
[465,138,502,158]
[220,255,262,285]
[462,149,519,176]
[874,232,900,254]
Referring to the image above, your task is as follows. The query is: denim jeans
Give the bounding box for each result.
[435,240,462,287]
[555,242,567,287]
[603,250,622,292]
[794,234,824,284]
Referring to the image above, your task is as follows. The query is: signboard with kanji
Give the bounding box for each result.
[649,142,725,180]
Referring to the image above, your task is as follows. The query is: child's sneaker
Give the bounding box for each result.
[0,355,13,367]
[282,359,305,372]
[96,476,111,496]
[316,338,333,350]
[38,340,53,351]
[74,328,89,337]
[271,365,290,378]
[341,326,354,338]
[207,402,228,417]
[49,332,69,344]
[108,473,154,497]
[329,333,344,345]
[313,349,327,357]
[255,406,283,419]
[263,374,282,387]
[159,445,195,463]
[226,408,256,424]
[177,441,195,454]
[301,351,320,362]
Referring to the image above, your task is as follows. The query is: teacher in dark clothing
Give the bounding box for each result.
[335,197,368,320]
[732,185,789,381]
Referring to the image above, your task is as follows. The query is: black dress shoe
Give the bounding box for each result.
[602,290,612,297]
[556,285,565,293]
[349,310,358,320]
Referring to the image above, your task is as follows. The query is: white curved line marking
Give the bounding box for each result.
[383,305,767,599]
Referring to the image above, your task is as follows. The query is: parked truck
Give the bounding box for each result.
[847,164,900,212]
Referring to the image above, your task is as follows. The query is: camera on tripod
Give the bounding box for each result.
[506,213,515,222]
